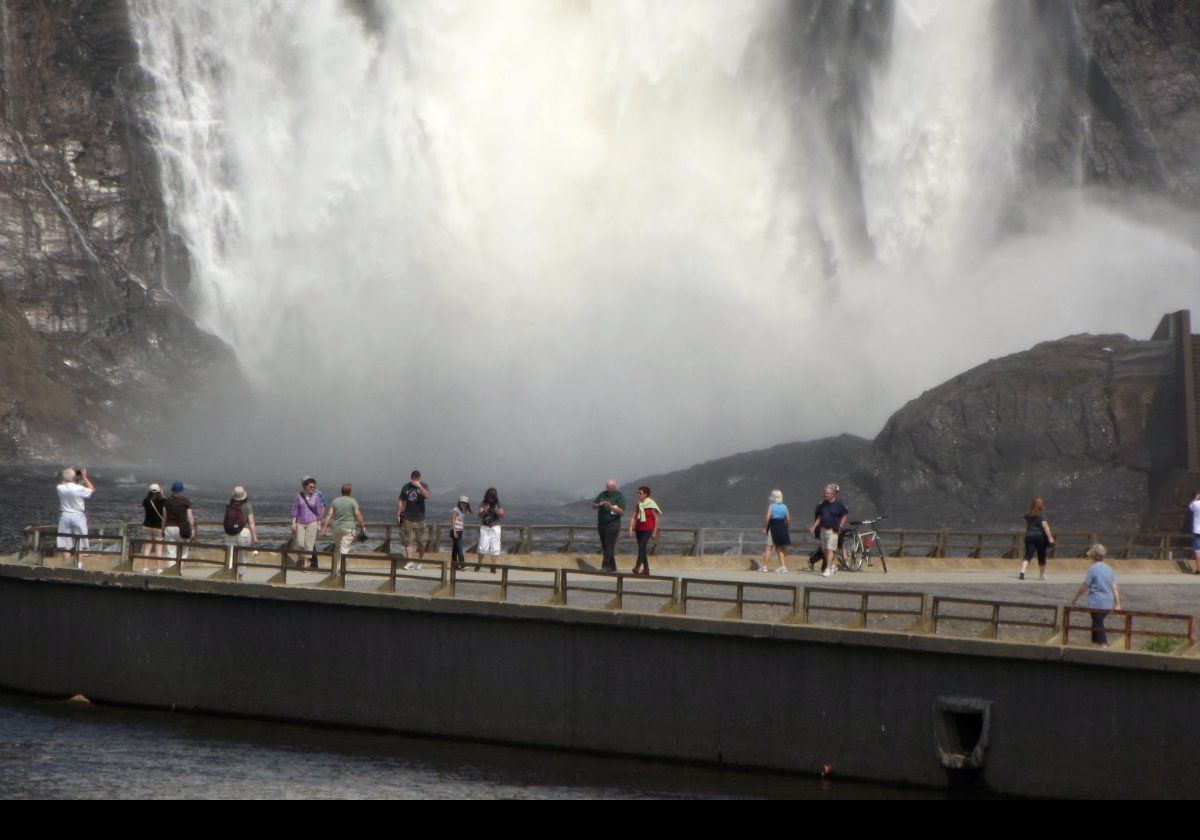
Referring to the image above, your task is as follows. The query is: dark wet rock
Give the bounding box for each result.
[1009,0,1200,201]
[638,333,1177,530]
[618,434,873,517]
[0,0,237,463]
[858,334,1172,530]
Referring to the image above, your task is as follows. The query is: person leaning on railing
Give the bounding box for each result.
[162,481,194,564]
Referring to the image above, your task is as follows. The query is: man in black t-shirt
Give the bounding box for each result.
[811,484,848,578]
[397,470,431,569]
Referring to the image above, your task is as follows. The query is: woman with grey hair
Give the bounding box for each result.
[761,489,791,573]
[1071,544,1121,647]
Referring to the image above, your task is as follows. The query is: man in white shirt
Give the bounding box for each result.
[1190,490,1200,575]
[57,467,94,566]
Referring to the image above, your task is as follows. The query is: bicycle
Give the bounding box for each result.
[838,516,888,573]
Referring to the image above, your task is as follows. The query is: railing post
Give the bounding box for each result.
[118,525,130,570]
[500,567,509,602]
[791,586,801,622]
[991,603,1000,639]
[696,528,705,557]
[1124,613,1133,651]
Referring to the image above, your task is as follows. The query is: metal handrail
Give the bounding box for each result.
[14,523,1200,656]
[802,587,924,629]
[29,521,1198,560]
[932,596,1059,640]
[1062,607,1196,651]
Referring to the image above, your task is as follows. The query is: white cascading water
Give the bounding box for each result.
[128,0,1200,491]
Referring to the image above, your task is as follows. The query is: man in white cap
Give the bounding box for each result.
[56,466,94,566]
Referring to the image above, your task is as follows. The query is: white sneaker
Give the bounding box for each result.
[822,568,832,578]
[414,563,423,570]
[776,567,788,574]
[759,566,770,573]
[1039,572,1048,581]
[403,562,415,570]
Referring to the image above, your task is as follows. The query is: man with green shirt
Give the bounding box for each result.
[592,479,625,572]
[320,483,365,569]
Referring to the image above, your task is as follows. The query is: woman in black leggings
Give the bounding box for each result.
[1019,497,1056,580]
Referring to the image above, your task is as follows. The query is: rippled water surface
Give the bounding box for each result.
[0,691,937,800]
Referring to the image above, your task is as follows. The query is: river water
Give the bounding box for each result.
[2,467,931,800]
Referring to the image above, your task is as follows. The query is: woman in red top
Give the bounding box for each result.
[628,486,661,575]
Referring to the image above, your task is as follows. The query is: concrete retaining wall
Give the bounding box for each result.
[0,562,1195,797]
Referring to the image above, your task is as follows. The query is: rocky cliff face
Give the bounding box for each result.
[859,334,1174,530]
[0,0,235,462]
[1010,0,1200,201]
[634,332,1179,529]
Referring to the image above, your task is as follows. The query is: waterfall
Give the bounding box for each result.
[128,0,1200,490]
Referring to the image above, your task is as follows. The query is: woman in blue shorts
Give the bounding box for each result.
[761,489,791,573]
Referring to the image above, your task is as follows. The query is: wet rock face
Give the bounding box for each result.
[859,334,1171,530]
[1011,0,1200,201]
[0,0,232,461]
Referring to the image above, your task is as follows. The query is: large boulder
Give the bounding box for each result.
[858,333,1172,529]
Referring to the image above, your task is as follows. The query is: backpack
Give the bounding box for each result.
[223,501,246,535]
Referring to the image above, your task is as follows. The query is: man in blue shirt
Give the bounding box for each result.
[811,484,848,578]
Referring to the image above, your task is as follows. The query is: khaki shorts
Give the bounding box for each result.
[400,521,429,548]
[820,527,839,551]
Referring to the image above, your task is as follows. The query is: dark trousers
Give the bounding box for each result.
[1090,610,1109,646]
[598,520,621,571]
[634,529,652,572]
[451,531,465,567]
[1024,535,1048,565]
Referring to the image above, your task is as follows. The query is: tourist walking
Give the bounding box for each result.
[760,489,790,573]
[1071,543,1121,647]
[162,481,194,562]
[222,485,259,553]
[1019,497,1056,580]
[397,470,431,570]
[593,479,625,572]
[628,486,661,575]
[811,484,848,577]
[474,488,504,572]
[56,467,94,565]
[449,496,471,571]
[141,482,167,570]
[1190,489,1200,575]
[320,483,365,570]
[290,476,326,569]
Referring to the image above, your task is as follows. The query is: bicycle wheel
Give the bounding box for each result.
[843,540,864,572]
[874,536,888,573]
